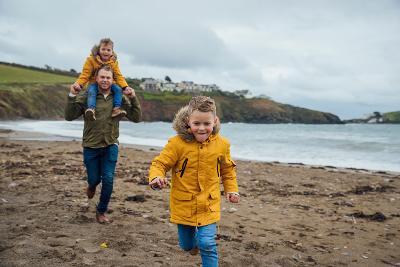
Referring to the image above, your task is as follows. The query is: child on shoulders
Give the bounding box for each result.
[70,38,134,121]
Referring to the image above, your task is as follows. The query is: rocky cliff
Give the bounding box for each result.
[0,84,342,123]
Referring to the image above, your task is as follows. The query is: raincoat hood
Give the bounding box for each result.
[172,105,221,142]
[91,45,117,63]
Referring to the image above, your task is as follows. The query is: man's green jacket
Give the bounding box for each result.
[65,92,141,148]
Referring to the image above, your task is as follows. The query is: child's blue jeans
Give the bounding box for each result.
[83,144,118,214]
[178,223,218,267]
[87,83,123,109]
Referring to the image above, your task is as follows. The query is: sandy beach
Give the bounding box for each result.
[0,129,399,267]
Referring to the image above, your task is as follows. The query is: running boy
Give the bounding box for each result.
[70,38,134,120]
[148,96,239,267]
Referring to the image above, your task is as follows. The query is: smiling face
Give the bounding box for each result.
[99,43,113,62]
[188,110,217,143]
[96,68,113,93]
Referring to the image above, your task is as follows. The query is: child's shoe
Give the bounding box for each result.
[85,109,96,121]
[86,186,96,199]
[111,108,127,120]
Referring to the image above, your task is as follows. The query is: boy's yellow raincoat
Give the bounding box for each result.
[149,106,238,226]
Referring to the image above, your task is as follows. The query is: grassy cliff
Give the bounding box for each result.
[0,63,342,123]
[383,111,400,123]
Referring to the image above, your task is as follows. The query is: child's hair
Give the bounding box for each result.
[172,96,219,141]
[91,38,115,57]
[188,96,216,117]
[95,64,113,77]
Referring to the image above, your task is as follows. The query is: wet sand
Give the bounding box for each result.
[0,129,399,266]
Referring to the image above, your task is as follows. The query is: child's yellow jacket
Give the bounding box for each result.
[76,54,128,88]
[149,106,238,227]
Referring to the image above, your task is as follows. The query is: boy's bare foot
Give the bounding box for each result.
[86,186,96,199]
[85,109,96,121]
[96,213,113,224]
[111,108,127,120]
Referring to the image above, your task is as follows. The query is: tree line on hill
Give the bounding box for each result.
[0,61,79,78]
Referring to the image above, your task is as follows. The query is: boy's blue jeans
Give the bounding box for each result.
[178,223,218,267]
[83,144,118,214]
[87,83,123,109]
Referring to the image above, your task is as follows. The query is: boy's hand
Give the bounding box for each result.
[123,86,136,98]
[149,177,169,190]
[70,82,82,95]
[226,192,240,203]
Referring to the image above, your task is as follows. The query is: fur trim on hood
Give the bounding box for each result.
[172,105,221,142]
[91,45,117,61]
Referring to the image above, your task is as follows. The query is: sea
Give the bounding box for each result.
[1,120,399,172]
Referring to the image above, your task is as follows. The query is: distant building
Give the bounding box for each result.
[140,78,221,93]
[367,117,383,123]
[160,81,177,91]
[176,81,194,92]
[140,78,160,92]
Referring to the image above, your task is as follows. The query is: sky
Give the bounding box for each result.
[1,0,399,119]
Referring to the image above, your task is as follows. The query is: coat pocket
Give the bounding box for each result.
[208,191,220,212]
[172,190,193,218]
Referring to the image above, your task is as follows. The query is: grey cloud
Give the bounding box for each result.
[1,0,399,118]
[119,26,247,69]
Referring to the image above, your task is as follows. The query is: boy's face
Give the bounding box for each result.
[188,110,216,143]
[99,43,113,61]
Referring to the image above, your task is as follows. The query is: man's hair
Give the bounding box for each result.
[95,64,113,78]
[188,96,216,116]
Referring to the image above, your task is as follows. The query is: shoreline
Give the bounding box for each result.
[1,129,400,266]
[1,128,398,176]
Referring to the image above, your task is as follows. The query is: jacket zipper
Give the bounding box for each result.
[180,158,188,178]
[216,158,221,177]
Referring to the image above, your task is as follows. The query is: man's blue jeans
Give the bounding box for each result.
[87,83,123,109]
[178,223,218,267]
[83,144,118,214]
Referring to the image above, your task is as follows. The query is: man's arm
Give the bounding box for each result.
[64,90,87,121]
[122,95,142,123]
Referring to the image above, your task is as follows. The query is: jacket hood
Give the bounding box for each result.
[91,45,117,63]
[172,105,221,142]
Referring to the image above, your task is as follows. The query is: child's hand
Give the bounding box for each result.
[226,192,240,203]
[70,82,81,95]
[123,86,136,98]
[149,177,169,190]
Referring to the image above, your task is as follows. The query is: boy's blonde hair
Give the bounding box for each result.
[172,96,220,141]
[91,38,115,57]
[188,96,216,117]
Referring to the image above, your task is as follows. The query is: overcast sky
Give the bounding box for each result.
[1,0,399,119]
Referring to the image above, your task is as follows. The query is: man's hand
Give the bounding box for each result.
[123,86,136,98]
[226,192,240,203]
[70,82,82,95]
[149,177,169,190]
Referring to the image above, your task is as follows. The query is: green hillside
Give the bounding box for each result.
[0,63,342,123]
[383,111,400,123]
[0,64,75,84]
